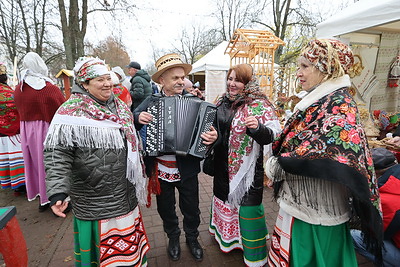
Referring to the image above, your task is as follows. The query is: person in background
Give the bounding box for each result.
[183,78,204,100]
[134,53,218,262]
[183,77,193,94]
[351,147,400,266]
[265,39,382,266]
[0,63,26,194]
[151,81,159,94]
[44,57,149,266]
[110,70,132,108]
[112,65,131,89]
[126,61,152,111]
[127,61,152,149]
[208,64,281,266]
[13,52,65,211]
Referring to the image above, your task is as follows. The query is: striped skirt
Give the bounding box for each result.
[209,196,269,267]
[268,208,357,267]
[74,206,150,267]
[0,135,25,189]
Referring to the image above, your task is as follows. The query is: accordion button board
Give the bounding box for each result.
[145,96,216,158]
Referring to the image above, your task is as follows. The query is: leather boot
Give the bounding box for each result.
[167,237,180,261]
[186,238,203,261]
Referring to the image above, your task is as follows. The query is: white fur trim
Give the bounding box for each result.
[294,75,351,112]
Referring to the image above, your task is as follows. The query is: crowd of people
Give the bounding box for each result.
[1,38,399,267]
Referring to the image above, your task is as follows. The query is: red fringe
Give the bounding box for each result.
[146,163,161,208]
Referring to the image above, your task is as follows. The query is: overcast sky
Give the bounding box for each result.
[86,0,216,69]
[85,0,351,70]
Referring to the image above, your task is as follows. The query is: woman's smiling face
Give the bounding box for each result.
[83,74,113,101]
[227,70,245,96]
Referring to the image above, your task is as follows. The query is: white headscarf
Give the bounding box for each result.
[20,52,54,90]
[111,66,126,82]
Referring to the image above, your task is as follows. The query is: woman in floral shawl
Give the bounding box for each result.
[265,39,382,266]
[0,63,26,192]
[209,64,281,266]
[44,57,149,266]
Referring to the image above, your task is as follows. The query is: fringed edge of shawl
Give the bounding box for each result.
[228,142,260,208]
[127,155,147,207]
[277,157,383,265]
[44,124,125,149]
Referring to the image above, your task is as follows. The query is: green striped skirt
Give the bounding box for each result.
[209,196,269,266]
[268,208,357,267]
[73,206,149,267]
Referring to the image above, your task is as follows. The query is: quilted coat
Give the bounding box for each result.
[45,85,138,220]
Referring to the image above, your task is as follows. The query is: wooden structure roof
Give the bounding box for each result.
[225,29,285,97]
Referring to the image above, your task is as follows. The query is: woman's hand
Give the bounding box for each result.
[245,116,259,129]
[190,88,204,99]
[387,136,400,146]
[201,126,218,145]
[51,200,69,218]
[138,112,153,125]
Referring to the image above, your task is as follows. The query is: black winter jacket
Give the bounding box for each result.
[130,70,152,111]
[213,97,275,206]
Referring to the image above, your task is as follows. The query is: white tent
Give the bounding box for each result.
[191,41,230,73]
[190,41,230,103]
[316,0,400,112]
[317,0,400,38]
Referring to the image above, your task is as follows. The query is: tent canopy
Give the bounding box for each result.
[316,0,400,38]
[190,41,230,74]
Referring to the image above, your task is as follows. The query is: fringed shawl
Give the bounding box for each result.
[272,77,383,262]
[44,93,147,206]
[227,98,280,207]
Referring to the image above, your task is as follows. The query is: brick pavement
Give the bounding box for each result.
[1,172,374,266]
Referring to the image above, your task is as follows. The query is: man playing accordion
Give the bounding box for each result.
[133,53,218,262]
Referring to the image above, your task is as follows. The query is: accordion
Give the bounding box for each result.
[145,95,217,158]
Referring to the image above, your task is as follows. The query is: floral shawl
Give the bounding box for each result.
[44,93,147,205]
[272,75,382,261]
[0,83,20,136]
[223,77,281,207]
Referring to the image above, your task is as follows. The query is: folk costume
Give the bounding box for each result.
[110,69,132,107]
[44,57,149,267]
[209,75,281,267]
[133,53,206,262]
[0,64,25,190]
[266,39,382,267]
[13,52,65,206]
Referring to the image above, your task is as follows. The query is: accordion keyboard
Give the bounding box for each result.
[146,99,164,156]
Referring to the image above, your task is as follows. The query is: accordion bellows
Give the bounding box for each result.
[145,96,216,158]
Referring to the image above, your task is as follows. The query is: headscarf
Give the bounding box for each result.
[20,52,54,90]
[111,66,126,82]
[301,39,354,80]
[73,57,110,84]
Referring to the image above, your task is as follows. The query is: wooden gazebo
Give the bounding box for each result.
[225,29,285,98]
[55,69,74,99]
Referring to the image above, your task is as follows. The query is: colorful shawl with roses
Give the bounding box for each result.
[272,75,382,261]
[0,82,20,136]
[44,93,147,205]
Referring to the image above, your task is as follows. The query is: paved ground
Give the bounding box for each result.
[1,172,374,266]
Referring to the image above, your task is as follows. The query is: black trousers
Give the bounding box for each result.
[156,175,200,240]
